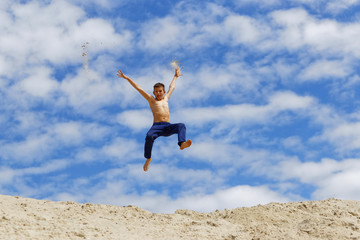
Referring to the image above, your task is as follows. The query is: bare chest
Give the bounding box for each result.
[150,99,169,113]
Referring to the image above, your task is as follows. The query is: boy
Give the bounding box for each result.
[117,68,192,171]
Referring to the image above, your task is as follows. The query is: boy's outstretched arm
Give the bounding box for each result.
[165,68,182,100]
[117,70,152,101]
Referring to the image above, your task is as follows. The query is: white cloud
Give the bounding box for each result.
[271,8,360,57]
[181,137,298,180]
[94,184,291,213]
[139,3,269,52]
[74,147,100,163]
[48,120,112,149]
[1,0,84,67]
[272,60,299,82]
[312,161,360,199]
[138,2,227,51]
[98,164,224,194]
[233,0,281,8]
[268,91,314,110]
[167,185,290,213]
[274,158,339,183]
[174,62,260,104]
[304,103,360,153]
[282,136,305,152]
[272,158,360,200]
[140,16,184,51]
[101,137,142,161]
[54,163,291,213]
[233,0,360,15]
[271,8,311,49]
[0,134,53,163]
[299,59,352,81]
[51,122,84,145]
[70,0,128,11]
[178,91,314,127]
[0,0,132,78]
[223,15,264,45]
[322,122,360,152]
[304,21,360,57]
[21,159,68,175]
[52,121,110,144]
[116,109,153,131]
[185,139,276,168]
[0,0,10,9]
[325,0,360,14]
[18,67,59,98]
[184,140,250,166]
[0,167,16,184]
[60,70,116,112]
[0,55,11,76]
[0,118,112,163]
[11,111,46,133]
[0,159,68,184]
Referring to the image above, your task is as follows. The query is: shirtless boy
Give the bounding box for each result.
[117,68,192,171]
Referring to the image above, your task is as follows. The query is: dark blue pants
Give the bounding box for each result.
[144,122,186,159]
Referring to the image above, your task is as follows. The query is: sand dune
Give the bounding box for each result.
[0,194,359,239]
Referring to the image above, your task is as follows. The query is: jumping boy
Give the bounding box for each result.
[117,68,192,171]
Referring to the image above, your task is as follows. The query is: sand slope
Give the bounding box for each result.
[0,194,359,240]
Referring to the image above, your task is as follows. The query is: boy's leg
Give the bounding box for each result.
[165,123,192,149]
[180,139,192,150]
[143,158,152,172]
[144,123,165,159]
[143,123,191,171]
[144,136,153,172]
[176,123,186,143]
[144,134,155,159]
[143,123,168,171]
[143,126,158,172]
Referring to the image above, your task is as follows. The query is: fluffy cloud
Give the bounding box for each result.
[0,118,111,164]
[178,91,314,127]
[52,163,290,213]
[321,122,360,152]
[18,67,59,98]
[167,185,290,213]
[0,159,68,185]
[0,134,53,163]
[101,184,291,213]
[0,0,132,76]
[271,158,360,200]
[60,70,119,112]
[139,3,269,52]
[271,8,360,57]
[324,0,360,14]
[101,137,141,161]
[223,15,264,45]
[116,109,153,131]
[299,59,352,81]
[233,0,281,8]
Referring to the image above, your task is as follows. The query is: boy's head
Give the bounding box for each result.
[153,82,166,100]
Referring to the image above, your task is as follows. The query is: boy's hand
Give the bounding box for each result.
[117,70,127,79]
[174,68,182,78]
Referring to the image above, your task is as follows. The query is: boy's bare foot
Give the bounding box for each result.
[180,140,192,150]
[143,158,152,172]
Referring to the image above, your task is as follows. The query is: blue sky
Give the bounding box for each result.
[1,0,360,213]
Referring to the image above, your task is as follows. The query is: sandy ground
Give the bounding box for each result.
[0,194,359,240]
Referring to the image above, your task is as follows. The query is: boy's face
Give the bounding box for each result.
[153,87,165,100]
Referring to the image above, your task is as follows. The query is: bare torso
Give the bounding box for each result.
[149,98,170,123]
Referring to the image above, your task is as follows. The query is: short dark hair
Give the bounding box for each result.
[153,82,165,90]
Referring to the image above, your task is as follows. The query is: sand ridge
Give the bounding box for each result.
[0,194,359,239]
